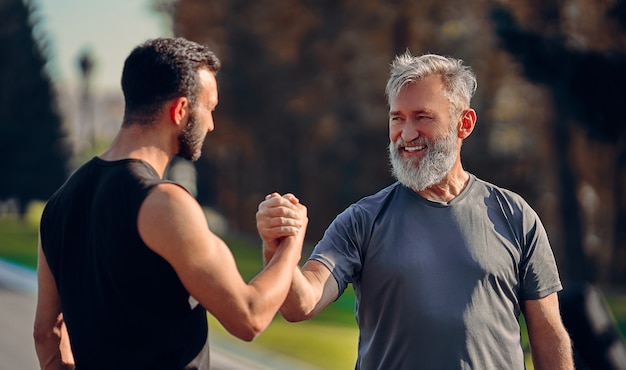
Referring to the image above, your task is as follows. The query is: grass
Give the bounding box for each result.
[0,203,41,269]
[2,202,626,369]
[208,315,358,369]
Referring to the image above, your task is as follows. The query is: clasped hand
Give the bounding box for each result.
[256,193,308,254]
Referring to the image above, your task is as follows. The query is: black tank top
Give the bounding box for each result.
[40,157,209,370]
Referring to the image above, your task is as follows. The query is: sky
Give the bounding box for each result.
[33,0,170,92]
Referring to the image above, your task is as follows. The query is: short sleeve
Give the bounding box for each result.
[518,206,563,300]
[309,204,370,296]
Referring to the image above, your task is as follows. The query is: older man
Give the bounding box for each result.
[258,52,573,369]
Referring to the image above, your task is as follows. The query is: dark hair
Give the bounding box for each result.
[121,37,221,125]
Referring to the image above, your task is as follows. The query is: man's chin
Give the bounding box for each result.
[392,166,446,192]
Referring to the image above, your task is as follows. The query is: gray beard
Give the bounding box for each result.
[388,130,458,191]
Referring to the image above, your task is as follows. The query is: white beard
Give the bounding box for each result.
[388,128,458,191]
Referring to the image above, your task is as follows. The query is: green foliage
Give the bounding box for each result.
[606,294,626,341]
[0,216,39,269]
[0,201,45,268]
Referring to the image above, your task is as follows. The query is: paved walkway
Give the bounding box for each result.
[0,259,320,370]
[0,260,39,370]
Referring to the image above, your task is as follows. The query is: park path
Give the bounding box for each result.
[0,259,320,370]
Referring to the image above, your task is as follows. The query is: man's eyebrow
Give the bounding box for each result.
[389,109,432,116]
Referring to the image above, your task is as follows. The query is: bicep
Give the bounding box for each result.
[523,292,573,368]
[523,293,563,335]
[137,184,248,315]
[519,271,571,368]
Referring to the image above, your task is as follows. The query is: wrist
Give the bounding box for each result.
[262,240,278,263]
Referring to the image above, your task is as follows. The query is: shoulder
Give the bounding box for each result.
[352,182,403,212]
[469,175,545,237]
[471,175,535,213]
[41,159,98,224]
[138,182,209,256]
[138,182,202,237]
[330,182,404,229]
[142,182,197,215]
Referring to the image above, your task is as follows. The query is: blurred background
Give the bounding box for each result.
[1,0,625,369]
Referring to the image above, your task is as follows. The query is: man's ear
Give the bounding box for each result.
[458,109,477,139]
[169,97,189,127]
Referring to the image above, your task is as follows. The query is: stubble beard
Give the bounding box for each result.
[388,128,458,192]
[177,110,205,161]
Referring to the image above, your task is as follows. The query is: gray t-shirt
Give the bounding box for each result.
[310,174,562,370]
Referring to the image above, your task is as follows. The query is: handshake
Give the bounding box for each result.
[256,192,309,264]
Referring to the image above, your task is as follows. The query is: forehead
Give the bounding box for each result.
[390,75,448,111]
[197,68,218,106]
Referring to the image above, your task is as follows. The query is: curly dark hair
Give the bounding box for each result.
[121,37,221,125]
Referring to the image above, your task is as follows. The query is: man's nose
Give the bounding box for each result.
[401,120,421,143]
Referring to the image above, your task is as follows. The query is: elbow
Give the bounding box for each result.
[280,305,313,323]
[33,323,56,348]
[237,318,266,342]
[236,329,260,342]
[225,316,267,342]
[281,313,307,323]
[33,326,60,365]
[229,324,264,342]
[279,291,323,322]
[214,300,272,342]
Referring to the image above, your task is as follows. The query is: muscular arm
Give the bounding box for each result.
[138,184,307,341]
[257,194,339,322]
[524,293,574,370]
[33,238,75,370]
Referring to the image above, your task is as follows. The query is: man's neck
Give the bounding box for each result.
[98,125,173,178]
[415,168,470,203]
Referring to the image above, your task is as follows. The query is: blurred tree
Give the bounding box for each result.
[162,0,394,236]
[492,0,626,284]
[162,0,513,240]
[0,0,70,216]
[159,0,625,287]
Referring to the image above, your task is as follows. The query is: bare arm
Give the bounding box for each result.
[524,293,574,370]
[257,194,339,322]
[138,184,307,341]
[33,238,75,370]
[278,260,339,321]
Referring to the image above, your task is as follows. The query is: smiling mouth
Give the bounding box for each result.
[403,144,425,152]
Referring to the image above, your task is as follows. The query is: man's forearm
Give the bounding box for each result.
[35,318,75,370]
[35,337,74,370]
[279,267,316,322]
